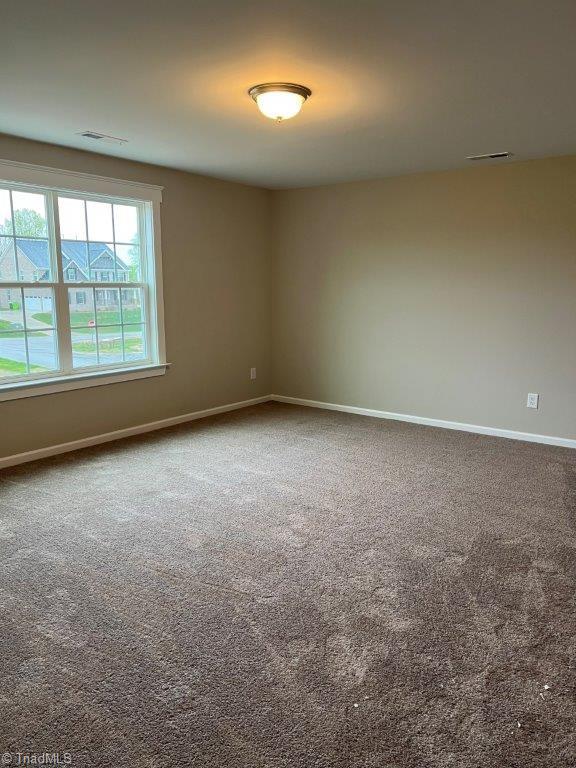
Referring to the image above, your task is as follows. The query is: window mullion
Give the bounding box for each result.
[110,204,118,282]
[92,287,100,365]
[19,287,31,374]
[8,191,20,282]
[83,202,91,279]
[49,192,73,373]
[140,204,155,362]
[54,285,72,373]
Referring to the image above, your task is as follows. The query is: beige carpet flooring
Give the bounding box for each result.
[0,402,575,767]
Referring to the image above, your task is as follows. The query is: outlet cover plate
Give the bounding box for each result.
[527,393,539,409]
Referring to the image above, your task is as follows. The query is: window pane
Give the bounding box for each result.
[115,243,141,282]
[0,287,59,377]
[58,197,87,240]
[16,237,51,282]
[86,200,113,242]
[27,329,58,372]
[24,288,55,329]
[121,287,143,324]
[68,287,95,327]
[95,288,120,325]
[0,287,24,330]
[62,240,89,283]
[0,331,27,378]
[113,204,139,244]
[89,242,117,282]
[71,328,97,369]
[0,237,17,281]
[0,188,153,380]
[12,191,48,237]
[0,190,13,235]
[123,324,146,361]
[97,325,123,365]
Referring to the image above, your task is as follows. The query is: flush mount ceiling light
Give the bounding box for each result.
[248,82,312,121]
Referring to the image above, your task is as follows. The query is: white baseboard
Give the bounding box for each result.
[3,392,573,469]
[0,396,271,470]
[271,394,576,449]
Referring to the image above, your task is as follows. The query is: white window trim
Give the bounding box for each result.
[0,159,167,401]
[0,159,163,203]
[0,363,170,401]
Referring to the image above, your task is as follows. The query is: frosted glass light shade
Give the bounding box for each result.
[249,83,312,121]
[255,91,305,120]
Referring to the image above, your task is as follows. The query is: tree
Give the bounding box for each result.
[0,209,46,237]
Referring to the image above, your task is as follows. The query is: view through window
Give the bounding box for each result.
[0,182,159,385]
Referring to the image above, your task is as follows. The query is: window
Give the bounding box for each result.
[0,163,165,399]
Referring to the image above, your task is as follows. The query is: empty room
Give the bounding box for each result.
[1,1,575,766]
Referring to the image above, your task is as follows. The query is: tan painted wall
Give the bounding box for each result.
[2,139,574,456]
[0,134,272,458]
[272,156,576,439]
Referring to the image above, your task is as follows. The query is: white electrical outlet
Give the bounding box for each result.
[250,367,257,380]
[527,393,539,409]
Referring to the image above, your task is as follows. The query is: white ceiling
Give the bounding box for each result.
[1,0,575,188]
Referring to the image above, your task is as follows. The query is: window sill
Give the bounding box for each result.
[0,363,169,402]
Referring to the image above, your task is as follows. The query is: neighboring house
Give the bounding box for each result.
[0,238,50,284]
[0,239,138,311]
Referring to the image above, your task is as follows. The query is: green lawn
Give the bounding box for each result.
[32,312,57,326]
[34,309,143,327]
[0,357,45,376]
[72,336,144,354]
[0,319,25,337]
[0,325,48,338]
[1,318,50,336]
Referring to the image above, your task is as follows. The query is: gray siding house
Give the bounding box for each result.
[0,238,137,311]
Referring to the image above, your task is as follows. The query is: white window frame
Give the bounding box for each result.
[0,159,166,401]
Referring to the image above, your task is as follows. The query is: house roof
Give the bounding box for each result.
[4,238,130,273]
[10,238,51,269]
[62,241,129,272]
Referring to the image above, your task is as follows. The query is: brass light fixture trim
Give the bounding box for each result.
[248,82,312,100]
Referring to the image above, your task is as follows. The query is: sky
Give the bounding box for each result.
[0,188,139,245]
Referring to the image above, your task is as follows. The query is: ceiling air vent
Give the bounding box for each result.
[466,151,513,161]
[78,131,127,146]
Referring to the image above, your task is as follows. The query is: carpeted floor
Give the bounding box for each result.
[0,402,575,767]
